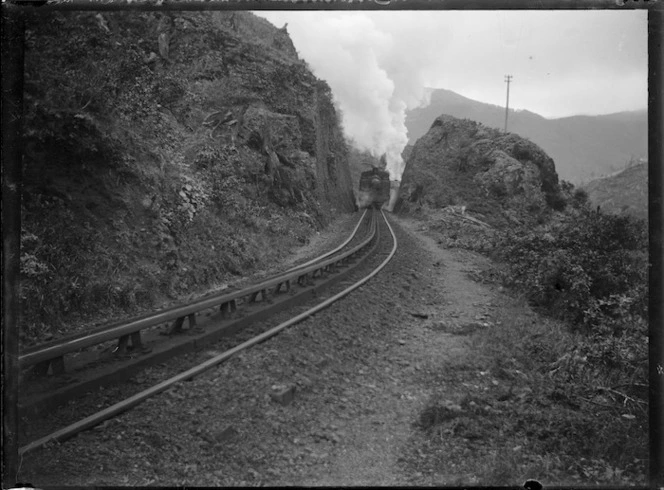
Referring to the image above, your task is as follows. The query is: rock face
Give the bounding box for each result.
[242,106,303,155]
[19,11,356,336]
[398,115,564,227]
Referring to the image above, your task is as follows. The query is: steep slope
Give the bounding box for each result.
[398,114,564,228]
[20,11,355,340]
[405,88,647,184]
[582,161,648,220]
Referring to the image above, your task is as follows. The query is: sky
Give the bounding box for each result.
[254,10,648,180]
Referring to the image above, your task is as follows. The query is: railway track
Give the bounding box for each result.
[18,209,372,417]
[19,208,397,455]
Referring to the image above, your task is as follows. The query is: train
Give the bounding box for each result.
[358,167,391,209]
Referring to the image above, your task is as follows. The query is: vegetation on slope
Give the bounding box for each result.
[20,11,355,344]
[412,198,648,484]
[582,159,647,220]
[398,114,648,484]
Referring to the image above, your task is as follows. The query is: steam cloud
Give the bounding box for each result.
[260,12,440,181]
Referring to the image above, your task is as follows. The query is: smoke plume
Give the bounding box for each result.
[258,12,440,181]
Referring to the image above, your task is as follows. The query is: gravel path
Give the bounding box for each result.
[19,212,504,486]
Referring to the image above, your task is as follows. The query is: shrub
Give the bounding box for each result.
[493,207,647,330]
[545,190,567,211]
[573,188,589,207]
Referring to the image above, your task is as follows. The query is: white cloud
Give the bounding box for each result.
[255,10,647,174]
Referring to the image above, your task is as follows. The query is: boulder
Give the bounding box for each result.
[474,150,543,200]
[492,133,559,196]
[398,114,562,226]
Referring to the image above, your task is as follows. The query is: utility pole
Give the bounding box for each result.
[504,74,513,133]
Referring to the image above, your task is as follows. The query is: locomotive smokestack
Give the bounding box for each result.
[385,180,400,212]
[379,153,388,170]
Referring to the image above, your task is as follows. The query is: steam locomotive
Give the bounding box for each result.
[358,167,391,209]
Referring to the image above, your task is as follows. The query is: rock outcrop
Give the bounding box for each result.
[398,115,564,227]
[20,11,356,336]
[405,88,648,184]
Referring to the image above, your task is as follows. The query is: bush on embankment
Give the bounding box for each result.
[491,200,648,381]
[487,204,649,478]
[412,198,649,483]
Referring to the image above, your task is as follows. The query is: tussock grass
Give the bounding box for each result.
[473,297,574,372]
[413,293,647,485]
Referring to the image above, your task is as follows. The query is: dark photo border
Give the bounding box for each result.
[2,1,661,487]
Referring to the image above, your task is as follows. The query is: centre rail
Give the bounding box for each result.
[19,209,397,456]
[19,210,371,374]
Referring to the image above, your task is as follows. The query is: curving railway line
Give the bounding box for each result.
[19,208,398,456]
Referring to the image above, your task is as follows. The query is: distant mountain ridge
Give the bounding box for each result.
[582,161,647,221]
[405,88,647,184]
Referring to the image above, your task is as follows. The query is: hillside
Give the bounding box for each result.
[397,114,564,229]
[20,11,355,342]
[396,116,647,487]
[405,88,647,184]
[582,161,648,221]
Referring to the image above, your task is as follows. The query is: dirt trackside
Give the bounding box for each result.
[18,213,643,486]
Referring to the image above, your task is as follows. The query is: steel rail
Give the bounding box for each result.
[18,209,397,456]
[19,210,373,370]
[18,211,376,419]
[20,209,371,357]
[283,208,368,273]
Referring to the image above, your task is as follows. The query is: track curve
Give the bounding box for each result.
[19,209,397,456]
